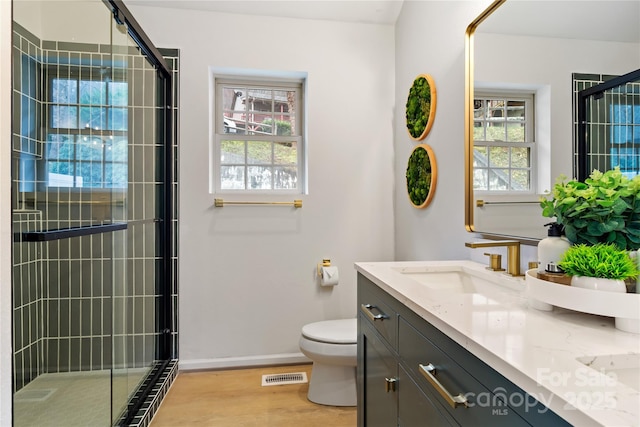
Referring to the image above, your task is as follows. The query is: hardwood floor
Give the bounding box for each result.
[150,364,357,426]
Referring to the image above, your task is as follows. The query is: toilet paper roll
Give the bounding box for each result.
[321,266,339,286]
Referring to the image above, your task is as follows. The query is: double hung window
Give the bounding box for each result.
[473,92,535,193]
[46,66,128,188]
[213,77,304,192]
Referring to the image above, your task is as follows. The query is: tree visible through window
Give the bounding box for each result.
[46,70,128,188]
[473,92,534,192]
[214,77,304,192]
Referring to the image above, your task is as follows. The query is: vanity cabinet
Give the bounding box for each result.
[357,273,570,427]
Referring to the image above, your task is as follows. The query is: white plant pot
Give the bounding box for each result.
[570,275,627,293]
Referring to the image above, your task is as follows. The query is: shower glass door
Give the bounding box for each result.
[11,0,174,425]
[109,10,165,422]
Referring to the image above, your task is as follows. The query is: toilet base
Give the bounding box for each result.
[307,362,356,407]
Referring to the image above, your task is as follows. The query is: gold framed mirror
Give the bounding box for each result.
[464,0,640,241]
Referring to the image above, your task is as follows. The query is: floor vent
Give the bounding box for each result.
[261,372,308,387]
[14,389,56,402]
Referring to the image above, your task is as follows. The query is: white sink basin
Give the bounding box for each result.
[392,266,497,294]
[576,353,640,392]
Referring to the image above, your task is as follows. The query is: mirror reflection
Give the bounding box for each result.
[466,0,640,240]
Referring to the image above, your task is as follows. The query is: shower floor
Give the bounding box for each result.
[13,369,149,427]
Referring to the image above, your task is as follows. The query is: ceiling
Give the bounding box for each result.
[124,0,405,25]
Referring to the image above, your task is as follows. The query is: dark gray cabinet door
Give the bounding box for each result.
[398,365,457,427]
[360,318,398,427]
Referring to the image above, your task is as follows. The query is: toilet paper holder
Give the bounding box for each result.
[317,259,332,277]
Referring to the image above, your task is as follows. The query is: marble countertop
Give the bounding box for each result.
[354,260,640,427]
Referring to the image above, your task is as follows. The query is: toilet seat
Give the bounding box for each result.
[301,319,356,344]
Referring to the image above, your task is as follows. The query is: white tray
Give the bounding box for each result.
[524,269,640,334]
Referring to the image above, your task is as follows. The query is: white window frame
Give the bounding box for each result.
[210,71,306,195]
[473,90,536,194]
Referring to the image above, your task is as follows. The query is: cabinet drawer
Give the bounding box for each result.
[399,318,530,426]
[358,275,398,349]
[398,365,457,427]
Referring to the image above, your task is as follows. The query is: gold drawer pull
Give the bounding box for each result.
[419,363,468,409]
[360,304,389,322]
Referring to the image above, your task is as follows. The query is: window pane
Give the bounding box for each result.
[261,118,293,136]
[274,166,297,189]
[106,138,128,162]
[506,100,525,120]
[473,146,488,167]
[271,90,295,135]
[220,165,245,189]
[247,166,272,189]
[48,161,74,187]
[77,161,103,187]
[108,81,128,106]
[105,163,128,188]
[511,169,530,190]
[473,122,485,141]
[221,140,245,164]
[488,169,509,191]
[109,108,128,130]
[222,86,244,110]
[80,106,107,130]
[511,147,530,168]
[47,134,75,160]
[79,80,106,105]
[473,99,487,119]
[506,122,525,142]
[473,168,488,190]
[488,147,509,167]
[77,137,104,161]
[247,141,271,164]
[274,142,297,165]
[51,106,78,128]
[485,123,506,141]
[51,78,77,103]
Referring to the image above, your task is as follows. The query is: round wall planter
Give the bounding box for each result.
[405,74,437,141]
[406,144,437,209]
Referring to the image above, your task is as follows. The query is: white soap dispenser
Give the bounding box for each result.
[537,222,571,274]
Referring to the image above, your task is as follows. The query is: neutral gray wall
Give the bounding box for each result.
[393,1,490,262]
[128,4,396,368]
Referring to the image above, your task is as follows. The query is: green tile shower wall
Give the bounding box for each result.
[12,24,180,392]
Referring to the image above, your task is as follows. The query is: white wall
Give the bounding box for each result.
[13,0,111,43]
[127,5,396,369]
[1,1,13,424]
[476,33,640,186]
[394,0,493,262]
[472,33,640,239]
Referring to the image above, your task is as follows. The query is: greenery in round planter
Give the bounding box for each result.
[558,243,640,281]
[406,144,437,208]
[405,75,436,140]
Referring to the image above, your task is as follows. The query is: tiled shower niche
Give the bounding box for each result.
[11,17,179,421]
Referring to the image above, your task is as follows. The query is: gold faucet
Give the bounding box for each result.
[465,240,522,277]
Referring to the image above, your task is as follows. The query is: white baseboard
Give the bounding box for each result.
[178,352,311,371]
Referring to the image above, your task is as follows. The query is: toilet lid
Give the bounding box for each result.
[302,318,357,344]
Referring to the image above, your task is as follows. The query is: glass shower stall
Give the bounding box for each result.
[11,0,178,425]
[576,68,640,181]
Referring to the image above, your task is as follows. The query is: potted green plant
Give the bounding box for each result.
[540,167,640,250]
[558,243,638,292]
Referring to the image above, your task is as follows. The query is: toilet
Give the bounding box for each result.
[299,318,357,407]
